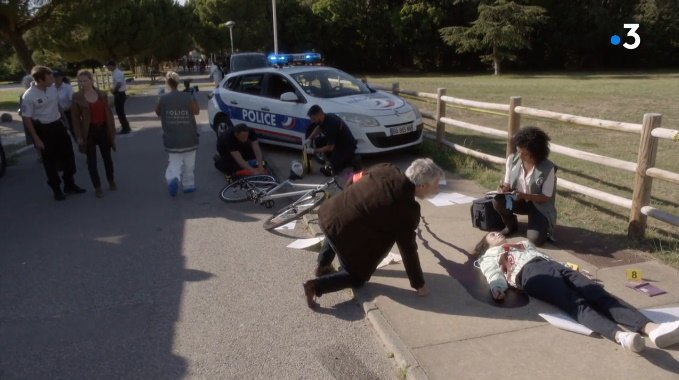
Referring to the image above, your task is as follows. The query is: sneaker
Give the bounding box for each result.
[183,187,196,193]
[95,187,104,198]
[617,331,645,353]
[168,178,179,197]
[649,320,679,348]
[64,184,86,194]
[109,181,117,191]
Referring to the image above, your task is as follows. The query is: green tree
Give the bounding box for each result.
[0,0,69,73]
[31,0,194,66]
[440,0,548,75]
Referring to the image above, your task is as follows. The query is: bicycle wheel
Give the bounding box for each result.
[263,190,327,230]
[219,175,278,203]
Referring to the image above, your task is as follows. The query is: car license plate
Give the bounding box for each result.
[389,124,415,136]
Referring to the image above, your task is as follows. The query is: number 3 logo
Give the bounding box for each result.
[623,24,641,50]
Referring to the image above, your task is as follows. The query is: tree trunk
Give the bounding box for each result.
[492,46,501,76]
[9,31,35,74]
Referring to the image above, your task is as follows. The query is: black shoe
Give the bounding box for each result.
[320,165,333,177]
[118,129,131,135]
[64,184,86,194]
[53,190,66,201]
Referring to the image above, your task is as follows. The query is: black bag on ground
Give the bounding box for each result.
[470,197,505,231]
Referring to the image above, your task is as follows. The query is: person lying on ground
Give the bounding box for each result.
[474,231,679,353]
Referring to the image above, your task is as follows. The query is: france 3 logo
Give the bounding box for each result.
[610,24,640,50]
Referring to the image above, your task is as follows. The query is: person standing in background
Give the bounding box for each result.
[155,71,200,196]
[21,66,86,200]
[71,70,117,198]
[106,60,131,134]
[53,70,74,141]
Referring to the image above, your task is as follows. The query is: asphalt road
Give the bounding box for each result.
[0,81,400,379]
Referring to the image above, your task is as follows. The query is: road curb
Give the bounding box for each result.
[301,213,429,380]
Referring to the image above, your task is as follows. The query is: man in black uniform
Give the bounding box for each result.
[214,123,266,176]
[305,105,359,176]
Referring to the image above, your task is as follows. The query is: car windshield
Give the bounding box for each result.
[290,69,371,98]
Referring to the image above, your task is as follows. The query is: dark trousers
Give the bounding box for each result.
[35,121,77,190]
[86,124,115,188]
[493,195,549,246]
[314,239,365,296]
[521,260,651,341]
[313,136,359,173]
[113,92,130,131]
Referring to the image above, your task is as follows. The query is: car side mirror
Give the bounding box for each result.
[280,92,299,102]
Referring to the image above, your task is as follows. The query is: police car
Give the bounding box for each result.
[207,65,423,154]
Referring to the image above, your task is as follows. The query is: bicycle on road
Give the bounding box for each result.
[218,167,343,230]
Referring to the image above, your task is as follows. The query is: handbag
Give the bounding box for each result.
[470,196,505,231]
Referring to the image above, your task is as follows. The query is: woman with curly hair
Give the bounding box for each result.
[494,126,556,246]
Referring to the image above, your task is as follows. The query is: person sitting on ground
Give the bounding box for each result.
[493,126,556,246]
[304,104,359,176]
[302,158,444,309]
[474,231,679,353]
[214,123,267,177]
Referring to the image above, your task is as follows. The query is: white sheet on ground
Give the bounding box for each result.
[427,192,475,207]
[286,236,324,249]
[274,220,297,231]
[539,307,679,336]
[377,252,402,269]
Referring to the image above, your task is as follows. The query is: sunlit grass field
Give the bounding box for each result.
[365,72,679,264]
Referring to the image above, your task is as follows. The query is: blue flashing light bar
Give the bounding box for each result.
[268,52,322,66]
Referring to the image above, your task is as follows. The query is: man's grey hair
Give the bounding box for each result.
[405,158,444,186]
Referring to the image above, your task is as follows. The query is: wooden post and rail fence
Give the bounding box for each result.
[371,82,679,239]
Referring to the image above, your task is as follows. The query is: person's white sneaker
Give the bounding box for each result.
[617,332,645,353]
[649,320,679,348]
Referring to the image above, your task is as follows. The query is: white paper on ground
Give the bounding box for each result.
[286,236,324,249]
[539,307,679,336]
[427,192,475,207]
[538,313,595,336]
[377,252,402,269]
[274,220,297,231]
[640,307,679,323]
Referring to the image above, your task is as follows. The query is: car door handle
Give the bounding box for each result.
[230,100,238,105]
[261,107,270,112]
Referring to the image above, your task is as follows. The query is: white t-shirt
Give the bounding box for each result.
[111,67,127,92]
[56,82,73,110]
[503,156,555,197]
[21,83,61,124]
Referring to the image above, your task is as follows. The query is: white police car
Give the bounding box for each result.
[207,65,423,154]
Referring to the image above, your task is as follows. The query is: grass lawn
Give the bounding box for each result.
[0,89,22,112]
[365,72,679,264]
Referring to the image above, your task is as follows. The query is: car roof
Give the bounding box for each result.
[225,66,340,77]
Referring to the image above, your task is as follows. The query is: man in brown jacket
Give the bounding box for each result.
[303,158,443,309]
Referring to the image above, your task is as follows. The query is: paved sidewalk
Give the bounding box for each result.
[304,167,679,380]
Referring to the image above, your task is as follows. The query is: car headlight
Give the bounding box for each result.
[406,101,422,119]
[335,113,380,128]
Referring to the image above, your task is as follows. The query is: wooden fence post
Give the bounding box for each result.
[391,82,399,95]
[435,88,446,144]
[506,96,522,156]
[628,113,662,238]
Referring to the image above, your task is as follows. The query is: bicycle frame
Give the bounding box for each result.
[256,177,338,203]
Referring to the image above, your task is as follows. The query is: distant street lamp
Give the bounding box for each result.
[224,21,236,54]
[272,0,278,55]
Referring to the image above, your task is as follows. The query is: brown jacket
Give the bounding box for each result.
[318,163,424,288]
[71,89,116,148]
